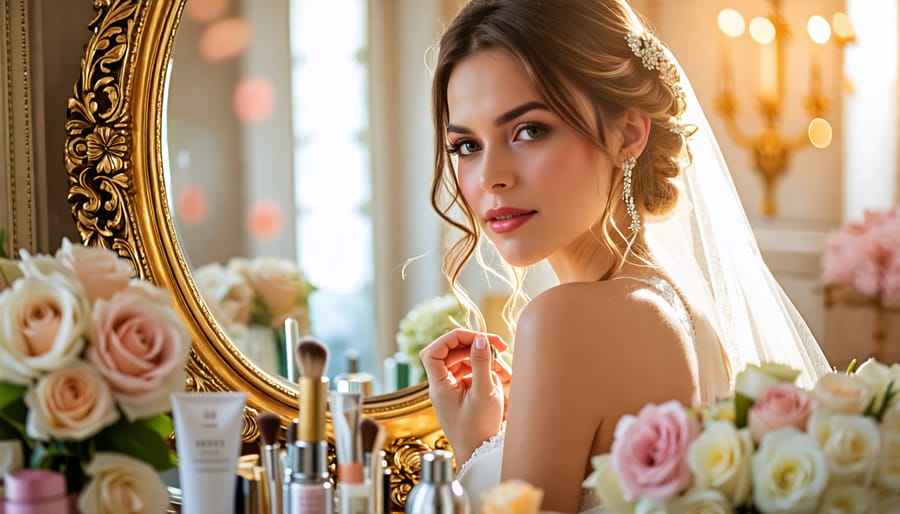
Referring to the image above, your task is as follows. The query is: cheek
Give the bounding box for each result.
[455,163,481,206]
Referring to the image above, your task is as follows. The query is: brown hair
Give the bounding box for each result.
[430,0,689,330]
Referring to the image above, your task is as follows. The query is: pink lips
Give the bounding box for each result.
[485,207,537,234]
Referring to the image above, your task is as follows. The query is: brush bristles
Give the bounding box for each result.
[296,337,328,379]
[256,412,281,447]
[360,417,383,455]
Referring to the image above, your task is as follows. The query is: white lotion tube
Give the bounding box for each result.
[171,392,247,514]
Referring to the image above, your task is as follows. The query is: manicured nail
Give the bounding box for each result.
[474,336,487,350]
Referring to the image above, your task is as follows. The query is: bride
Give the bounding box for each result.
[419,0,831,512]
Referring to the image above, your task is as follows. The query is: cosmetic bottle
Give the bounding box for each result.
[405,451,470,514]
[3,469,69,514]
[334,350,375,396]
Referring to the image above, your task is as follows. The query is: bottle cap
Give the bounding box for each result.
[420,450,454,483]
[3,469,65,502]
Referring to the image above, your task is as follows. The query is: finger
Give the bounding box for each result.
[469,335,495,396]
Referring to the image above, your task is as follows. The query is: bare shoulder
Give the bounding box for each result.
[513,279,698,408]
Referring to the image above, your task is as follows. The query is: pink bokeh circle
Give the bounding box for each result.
[184,0,229,23]
[197,17,252,63]
[247,200,284,241]
[177,185,208,226]
[233,76,276,124]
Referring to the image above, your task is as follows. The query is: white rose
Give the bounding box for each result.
[56,238,134,302]
[813,372,874,415]
[875,488,900,513]
[24,360,119,440]
[0,275,90,383]
[752,428,829,513]
[0,439,23,475]
[194,262,253,327]
[241,258,312,327]
[17,248,81,288]
[876,407,900,491]
[707,398,736,424]
[807,410,880,484]
[854,359,896,410]
[816,483,875,514]
[78,452,169,514]
[735,363,798,399]
[668,488,731,514]
[584,454,635,514]
[633,499,667,514]
[687,422,752,506]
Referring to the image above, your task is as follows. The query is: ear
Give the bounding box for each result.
[614,108,650,162]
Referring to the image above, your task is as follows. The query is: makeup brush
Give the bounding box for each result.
[283,418,298,514]
[256,412,283,514]
[292,337,333,513]
[360,417,385,513]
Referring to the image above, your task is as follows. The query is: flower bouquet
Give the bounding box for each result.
[194,257,314,377]
[583,361,900,513]
[0,238,190,513]
[821,207,900,366]
[396,294,467,383]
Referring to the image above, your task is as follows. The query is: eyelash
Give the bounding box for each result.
[446,123,551,156]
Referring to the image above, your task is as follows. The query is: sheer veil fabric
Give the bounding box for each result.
[625,8,832,388]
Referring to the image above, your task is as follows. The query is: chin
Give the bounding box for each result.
[490,240,546,268]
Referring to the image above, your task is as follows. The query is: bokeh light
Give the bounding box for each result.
[749,17,776,45]
[247,200,284,241]
[717,9,745,38]
[184,0,228,23]
[807,15,831,45]
[177,185,209,225]
[808,118,833,148]
[197,17,252,63]
[233,76,276,124]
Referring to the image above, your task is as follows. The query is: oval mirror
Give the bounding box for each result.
[65,0,464,506]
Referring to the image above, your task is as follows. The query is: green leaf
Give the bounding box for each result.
[845,359,858,375]
[142,413,175,440]
[94,418,177,471]
[0,386,29,435]
[734,392,754,429]
[0,382,26,412]
[0,415,22,440]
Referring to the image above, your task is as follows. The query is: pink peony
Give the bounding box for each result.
[821,207,900,298]
[611,400,699,502]
[747,383,812,444]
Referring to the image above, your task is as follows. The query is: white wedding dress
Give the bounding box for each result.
[457,277,728,514]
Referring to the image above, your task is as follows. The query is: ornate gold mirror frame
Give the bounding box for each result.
[64,0,446,506]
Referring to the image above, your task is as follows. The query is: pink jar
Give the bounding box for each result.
[3,469,69,514]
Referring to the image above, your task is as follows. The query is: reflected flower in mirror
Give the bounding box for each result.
[195,257,314,377]
[396,294,466,383]
[0,238,187,512]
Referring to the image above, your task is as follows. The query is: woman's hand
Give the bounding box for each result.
[420,328,511,465]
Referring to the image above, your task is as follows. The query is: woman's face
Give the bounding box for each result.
[446,49,613,267]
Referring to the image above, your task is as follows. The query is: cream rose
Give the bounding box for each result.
[87,283,190,421]
[735,363,799,400]
[707,399,736,424]
[876,407,900,491]
[817,483,875,514]
[241,258,312,327]
[668,488,731,514]
[687,421,752,506]
[632,500,667,514]
[875,488,900,513]
[0,439,23,475]
[0,275,90,383]
[807,410,880,484]
[56,238,134,303]
[751,428,829,513]
[479,479,543,514]
[854,359,897,411]
[78,452,169,514]
[813,372,875,415]
[24,360,119,440]
[584,454,635,514]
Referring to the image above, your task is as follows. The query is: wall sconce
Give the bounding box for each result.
[714,0,855,216]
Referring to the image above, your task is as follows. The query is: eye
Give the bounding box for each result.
[448,139,481,157]
[514,123,549,142]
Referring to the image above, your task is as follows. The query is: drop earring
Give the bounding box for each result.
[621,157,640,234]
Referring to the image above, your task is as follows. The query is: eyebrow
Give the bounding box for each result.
[447,101,549,134]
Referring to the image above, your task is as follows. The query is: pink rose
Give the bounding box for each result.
[747,383,812,444]
[24,360,119,440]
[611,400,699,502]
[56,238,134,303]
[86,282,190,421]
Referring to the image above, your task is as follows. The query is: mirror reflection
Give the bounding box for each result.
[165,0,457,390]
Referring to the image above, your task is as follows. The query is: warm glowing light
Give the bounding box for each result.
[247,200,284,241]
[749,17,776,45]
[808,118,832,148]
[197,17,252,63]
[832,12,855,41]
[233,76,276,124]
[717,9,745,38]
[807,16,831,45]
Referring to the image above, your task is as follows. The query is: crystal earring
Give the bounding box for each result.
[621,157,640,234]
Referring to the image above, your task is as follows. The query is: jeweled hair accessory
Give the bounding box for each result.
[626,32,687,120]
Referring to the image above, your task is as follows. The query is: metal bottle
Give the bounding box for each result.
[405,450,471,514]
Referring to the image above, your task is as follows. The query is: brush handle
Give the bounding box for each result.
[298,377,329,442]
[261,445,282,514]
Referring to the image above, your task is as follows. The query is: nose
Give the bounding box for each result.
[478,147,515,192]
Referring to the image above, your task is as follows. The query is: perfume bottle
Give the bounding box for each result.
[405,451,470,514]
[3,469,70,514]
